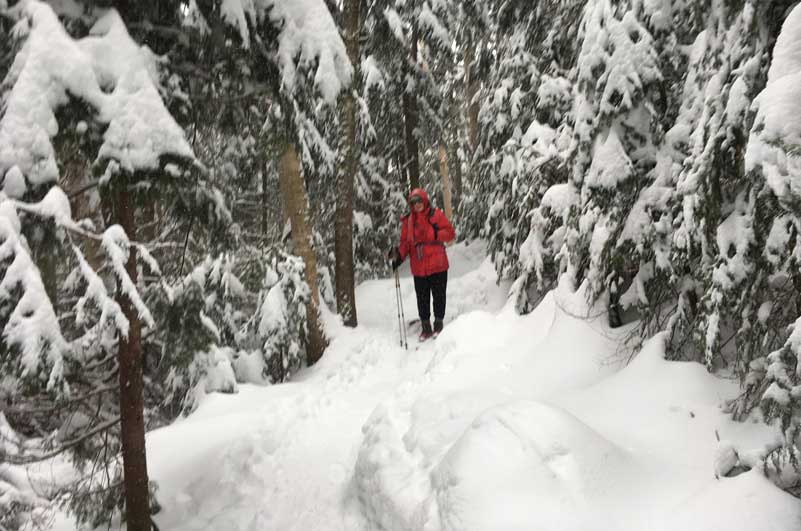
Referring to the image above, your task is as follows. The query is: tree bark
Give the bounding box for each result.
[262,165,270,237]
[465,35,480,159]
[334,0,360,328]
[114,185,151,531]
[402,26,420,192]
[448,136,462,212]
[438,143,453,221]
[278,143,327,365]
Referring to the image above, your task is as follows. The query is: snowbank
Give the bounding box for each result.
[38,242,800,531]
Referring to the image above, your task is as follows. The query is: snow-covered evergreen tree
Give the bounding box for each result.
[567,0,663,327]
[461,0,579,312]
[736,2,801,491]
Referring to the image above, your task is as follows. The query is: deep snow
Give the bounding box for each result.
[46,242,800,530]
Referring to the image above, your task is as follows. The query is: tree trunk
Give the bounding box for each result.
[438,143,453,221]
[465,35,480,159]
[114,186,151,531]
[335,0,360,328]
[278,143,327,365]
[402,26,420,192]
[448,137,462,212]
[262,165,270,238]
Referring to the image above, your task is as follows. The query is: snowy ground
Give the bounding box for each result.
[54,242,801,530]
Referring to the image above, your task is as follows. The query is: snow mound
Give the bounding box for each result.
[655,470,801,531]
[356,399,636,531]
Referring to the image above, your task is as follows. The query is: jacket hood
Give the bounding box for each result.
[409,188,430,209]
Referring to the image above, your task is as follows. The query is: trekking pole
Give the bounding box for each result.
[398,272,407,349]
[394,269,408,350]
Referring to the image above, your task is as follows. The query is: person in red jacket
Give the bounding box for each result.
[389,188,456,340]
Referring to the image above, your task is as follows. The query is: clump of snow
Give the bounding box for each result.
[269,0,353,103]
[383,8,406,44]
[101,224,155,331]
[0,196,68,391]
[417,2,449,50]
[0,1,194,186]
[19,185,72,226]
[201,346,238,394]
[229,349,268,384]
[767,5,801,83]
[3,166,27,198]
[713,192,755,289]
[537,74,572,112]
[745,3,801,202]
[81,10,194,171]
[583,130,633,189]
[362,55,385,91]
[209,0,353,102]
[540,183,578,214]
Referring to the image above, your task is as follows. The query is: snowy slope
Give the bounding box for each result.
[49,242,801,530]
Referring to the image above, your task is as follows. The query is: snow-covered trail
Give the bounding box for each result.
[141,242,799,531]
[146,242,505,531]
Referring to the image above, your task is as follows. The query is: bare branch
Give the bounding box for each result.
[3,417,121,465]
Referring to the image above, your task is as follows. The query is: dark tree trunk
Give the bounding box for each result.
[262,162,270,237]
[465,35,480,161]
[114,185,151,531]
[448,137,463,212]
[335,0,360,328]
[402,26,420,192]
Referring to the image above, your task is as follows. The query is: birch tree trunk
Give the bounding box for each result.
[278,143,327,365]
[438,143,453,221]
[335,0,360,328]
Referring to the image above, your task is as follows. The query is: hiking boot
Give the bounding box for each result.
[419,321,433,341]
[433,319,444,335]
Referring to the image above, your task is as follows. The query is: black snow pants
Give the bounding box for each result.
[413,271,448,323]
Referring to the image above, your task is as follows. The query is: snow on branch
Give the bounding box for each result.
[0,185,158,386]
[101,225,155,332]
[215,0,352,103]
[73,245,129,342]
[0,197,68,392]
[269,0,352,103]
[0,1,194,189]
[746,3,801,205]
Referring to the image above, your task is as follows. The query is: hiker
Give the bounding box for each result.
[388,188,456,341]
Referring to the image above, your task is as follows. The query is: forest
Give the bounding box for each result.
[1,0,801,530]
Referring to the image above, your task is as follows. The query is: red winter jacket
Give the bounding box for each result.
[397,188,456,277]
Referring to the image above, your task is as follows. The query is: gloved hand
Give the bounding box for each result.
[387,248,402,271]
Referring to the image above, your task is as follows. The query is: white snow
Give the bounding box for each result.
[34,241,798,531]
[384,8,406,45]
[269,0,353,103]
[584,129,633,189]
[540,182,578,214]
[417,2,449,50]
[213,0,353,103]
[101,224,155,331]
[2,166,27,198]
[0,2,194,183]
[746,3,801,202]
[0,195,68,391]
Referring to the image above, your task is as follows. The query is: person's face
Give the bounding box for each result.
[411,195,424,212]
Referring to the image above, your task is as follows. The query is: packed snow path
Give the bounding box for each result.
[139,243,798,531]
